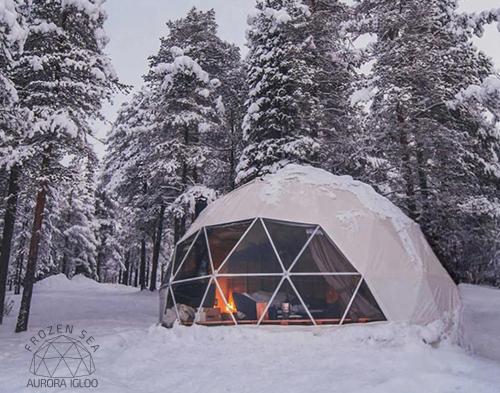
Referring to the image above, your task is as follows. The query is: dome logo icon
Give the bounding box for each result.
[30,335,96,378]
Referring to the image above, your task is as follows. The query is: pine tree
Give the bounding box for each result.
[95,189,124,283]
[55,153,99,279]
[305,0,362,176]
[236,0,321,185]
[102,88,156,290]
[12,0,121,332]
[145,8,242,246]
[0,0,26,324]
[354,0,500,283]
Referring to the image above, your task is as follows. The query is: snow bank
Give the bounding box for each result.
[95,321,500,393]
[36,273,114,291]
[459,284,500,362]
[1,282,499,393]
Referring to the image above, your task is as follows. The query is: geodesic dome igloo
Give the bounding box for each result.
[159,165,459,327]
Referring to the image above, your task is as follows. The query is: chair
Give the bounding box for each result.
[233,293,257,320]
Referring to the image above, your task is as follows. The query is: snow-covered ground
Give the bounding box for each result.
[1,275,499,393]
[459,283,500,362]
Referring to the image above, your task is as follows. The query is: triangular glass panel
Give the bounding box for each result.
[171,232,198,278]
[209,276,283,324]
[206,220,253,269]
[260,278,314,325]
[174,231,212,281]
[343,279,386,324]
[172,278,210,326]
[219,220,283,274]
[263,219,317,269]
[291,229,356,273]
[291,275,361,325]
[195,280,236,326]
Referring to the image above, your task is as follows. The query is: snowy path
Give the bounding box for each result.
[1,275,499,393]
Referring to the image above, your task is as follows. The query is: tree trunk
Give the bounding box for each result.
[150,205,165,291]
[397,104,418,221]
[61,190,74,277]
[415,136,430,225]
[139,239,147,290]
[0,165,20,324]
[121,251,130,285]
[228,111,237,190]
[14,250,24,295]
[134,266,138,287]
[15,184,47,333]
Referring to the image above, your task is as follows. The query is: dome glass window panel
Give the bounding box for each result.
[206,220,253,270]
[291,229,356,273]
[343,279,386,324]
[218,220,283,274]
[291,275,361,325]
[172,232,198,278]
[263,219,318,270]
[174,230,212,281]
[195,279,236,326]
[214,276,282,325]
[172,278,210,326]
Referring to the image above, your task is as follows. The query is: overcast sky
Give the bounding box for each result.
[94,0,500,156]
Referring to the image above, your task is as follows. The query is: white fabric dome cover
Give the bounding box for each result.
[181,164,459,325]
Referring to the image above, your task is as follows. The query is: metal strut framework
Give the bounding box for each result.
[162,217,384,326]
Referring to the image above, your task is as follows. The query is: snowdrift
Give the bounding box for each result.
[459,284,500,362]
[35,273,121,291]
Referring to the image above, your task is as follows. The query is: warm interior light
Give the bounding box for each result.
[225,291,237,314]
[215,279,237,314]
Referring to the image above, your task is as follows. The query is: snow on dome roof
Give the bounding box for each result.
[185,164,420,268]
[258,164,420,265]
[258,164,413,226]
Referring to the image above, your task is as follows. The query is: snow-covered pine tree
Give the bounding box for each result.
[12,0,121,332]
[95,188,123,283]
[0,0,26,324]
[101,88,156,290]
[145,8,237,242]
[102,9,244,290]
[236,0,321,185]
[8,195,32,295]
[354,0,500,283]
[304,0,362,176]
[55,153,99,279]
[182,9,246,191]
